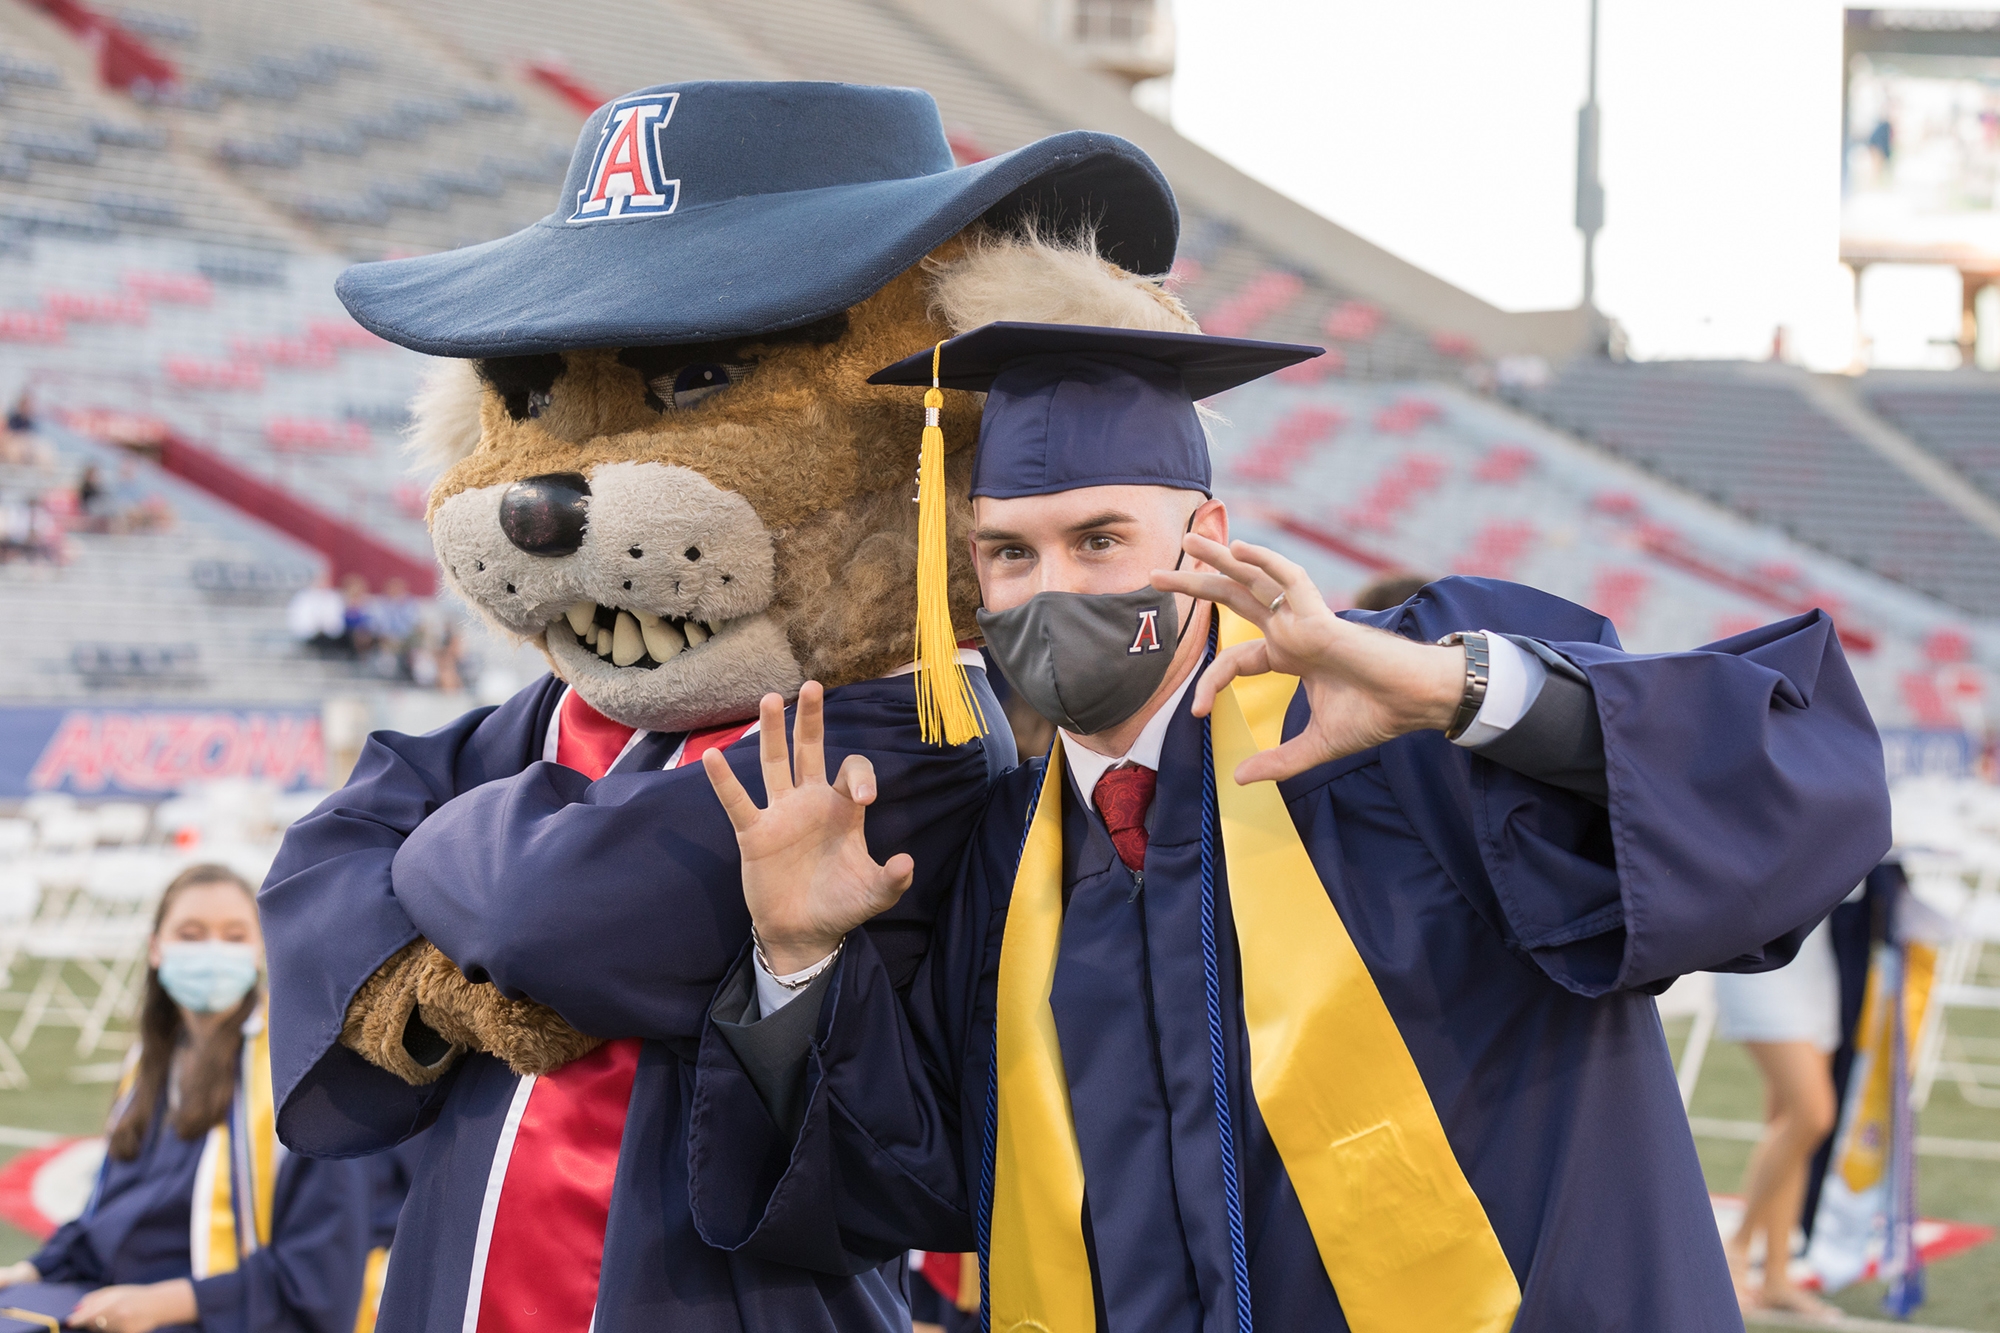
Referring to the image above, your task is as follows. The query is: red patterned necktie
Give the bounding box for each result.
[1092,763,1158,872]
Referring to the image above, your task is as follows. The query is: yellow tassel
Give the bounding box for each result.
[913,342,987,747]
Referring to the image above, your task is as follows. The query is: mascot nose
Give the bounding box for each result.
[500,472,591,556]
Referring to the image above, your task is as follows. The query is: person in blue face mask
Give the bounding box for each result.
[682,322,1895,1333]
[0,865,374,1333]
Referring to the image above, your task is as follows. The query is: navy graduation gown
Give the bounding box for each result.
[686,577,1892,1332]
[259,671,1005,1333]
[29,1090,372,1333]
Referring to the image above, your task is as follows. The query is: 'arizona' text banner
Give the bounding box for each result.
[0,706,324,798]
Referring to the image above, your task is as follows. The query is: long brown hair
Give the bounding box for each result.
[108,864,260,1161]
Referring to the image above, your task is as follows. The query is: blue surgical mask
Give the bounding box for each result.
[157,941,261,1014]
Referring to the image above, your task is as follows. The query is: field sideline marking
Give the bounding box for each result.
[1691,1117,2000,1163]
[1747,1309,1987,1333]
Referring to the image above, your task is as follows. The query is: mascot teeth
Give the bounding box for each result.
[554,602,720,671]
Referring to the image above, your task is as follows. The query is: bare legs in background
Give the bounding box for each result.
[1726,1040,1839,1318]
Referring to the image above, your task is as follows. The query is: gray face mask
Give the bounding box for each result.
[977,584,1183,736]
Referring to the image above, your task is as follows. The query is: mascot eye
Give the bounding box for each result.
[651,362,751,410]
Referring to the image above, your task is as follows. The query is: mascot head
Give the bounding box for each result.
[338,81,1195,732]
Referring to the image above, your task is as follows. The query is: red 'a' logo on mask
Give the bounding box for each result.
[1129,608,1162,654]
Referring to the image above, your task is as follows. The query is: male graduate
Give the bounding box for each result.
[684,322,1894,1333]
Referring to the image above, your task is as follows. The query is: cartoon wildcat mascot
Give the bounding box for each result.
[260,81,1197,1332]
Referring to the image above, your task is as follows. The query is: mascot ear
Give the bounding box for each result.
[927,227,1200,336]
[405,357,487,473]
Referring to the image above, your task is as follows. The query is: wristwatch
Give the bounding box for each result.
[1436,631,1490,741]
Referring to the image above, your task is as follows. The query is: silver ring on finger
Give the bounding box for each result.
[1267,592,1287,614]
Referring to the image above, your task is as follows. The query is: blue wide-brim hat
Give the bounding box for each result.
[335,81,1180,359]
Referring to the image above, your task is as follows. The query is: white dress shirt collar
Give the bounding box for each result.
[1058,661,1200,807]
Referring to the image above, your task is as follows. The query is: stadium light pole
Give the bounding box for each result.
[1575,0,1605,313]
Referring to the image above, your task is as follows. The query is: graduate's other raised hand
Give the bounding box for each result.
[702,683,914,974]
[1153,535,1463,785]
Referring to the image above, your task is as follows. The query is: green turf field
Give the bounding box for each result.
[0,969,1989,1328]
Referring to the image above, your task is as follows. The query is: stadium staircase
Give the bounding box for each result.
[1864,373,2000,504]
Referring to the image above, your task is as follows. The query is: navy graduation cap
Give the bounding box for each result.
[875,322,1320,747]
[869,321,1323,499]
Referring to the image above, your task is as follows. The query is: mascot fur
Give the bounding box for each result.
[260,80,1192,1331]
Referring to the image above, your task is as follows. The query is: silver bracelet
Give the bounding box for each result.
[752,928,843,991]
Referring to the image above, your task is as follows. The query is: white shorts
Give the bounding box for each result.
[1711,916,1840,1052]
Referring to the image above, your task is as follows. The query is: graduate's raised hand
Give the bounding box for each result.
[702,682,914,974]
[1152,535,1463,784]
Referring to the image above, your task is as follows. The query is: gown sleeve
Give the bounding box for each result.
[26,1217,104,1285]
[686,772,1039,1275]
[1359,577,1892,997]
[385,681,1003,1044]
[260,682,554,1157]
[190,1155,374,1333]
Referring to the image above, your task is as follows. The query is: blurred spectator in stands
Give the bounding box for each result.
[288,570,351,656]
[0,492,60,563]
[368,577,422,645]
[358,577,422,678]
[1713,917,1842,1318]
[342,574,375,658]
[75,464,106,531]
[1352,570,1433,611]
[5,389,33,434]
[407,610,465,693]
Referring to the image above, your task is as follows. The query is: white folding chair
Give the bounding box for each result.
[91,803,151,847]
[0,870,41,1089]
[0,819,35,859]
[8,849,158,1059]
[34,811,97,855]
[1913,862,2000,1110]
[1657,972,1718,1108]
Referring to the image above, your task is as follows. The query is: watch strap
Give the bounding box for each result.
[1438,631,1490,741]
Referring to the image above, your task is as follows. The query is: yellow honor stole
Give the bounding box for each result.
[189,1010,281,1277]
[985,609,1520,1333]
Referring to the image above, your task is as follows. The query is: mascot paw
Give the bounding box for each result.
[410,942,605,1077]
[341,941,605,1083]
[340,940,468,1085]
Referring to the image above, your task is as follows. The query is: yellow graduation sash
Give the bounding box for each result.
[352,1246,391,1333]
[189,1010,280,1278]
[986,609,1520,1333]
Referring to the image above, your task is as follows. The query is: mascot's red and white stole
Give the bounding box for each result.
[466,690,754,1333]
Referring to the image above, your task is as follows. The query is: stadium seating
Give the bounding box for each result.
[1208,375,1997,730]
[4,0,578,257]
[1518,359,2000,619]
[1863,372,2000,503]
[0,0,1991,745]
[0,419,364,703]
[1,234,435,567]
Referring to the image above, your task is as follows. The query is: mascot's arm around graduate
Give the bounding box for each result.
[685,324,1893,1333]
[0,866,371,1333]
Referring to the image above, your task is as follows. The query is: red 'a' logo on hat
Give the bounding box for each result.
[573,93,681,222]
[1129,608,1163,654]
